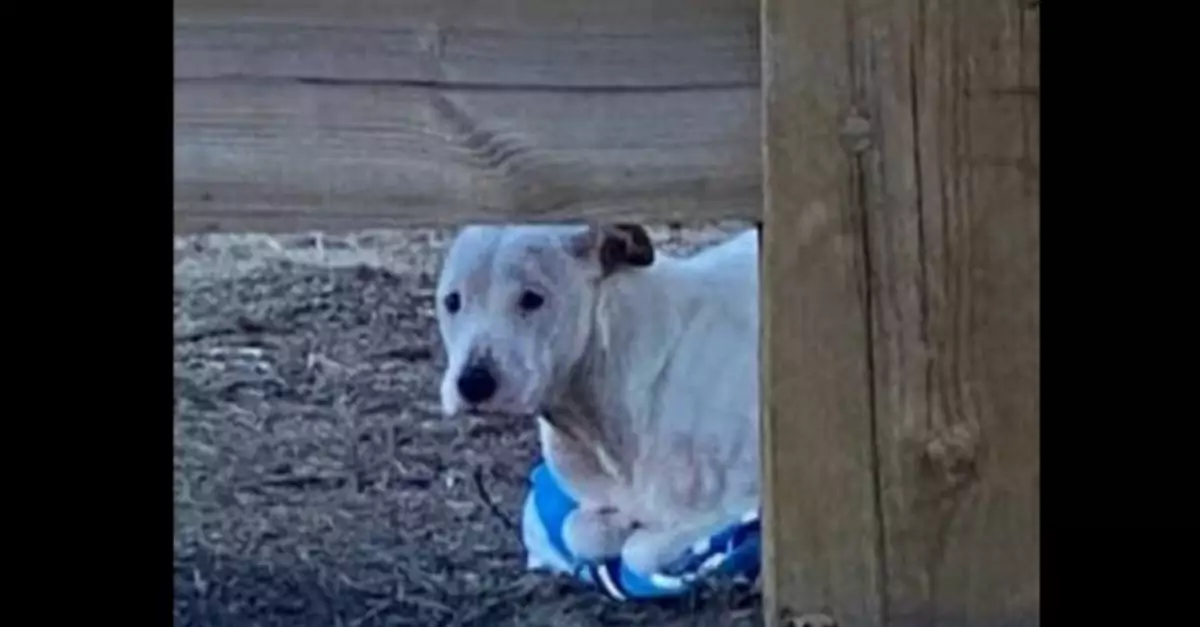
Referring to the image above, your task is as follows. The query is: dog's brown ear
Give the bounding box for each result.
[567,223,655,275]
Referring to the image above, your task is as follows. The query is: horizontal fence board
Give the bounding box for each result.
[175,0,759,88]
[174,80,761,232]
[174,0,762,233]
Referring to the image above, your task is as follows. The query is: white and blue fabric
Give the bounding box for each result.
[521,461,761,601]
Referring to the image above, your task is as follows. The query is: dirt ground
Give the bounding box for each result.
[173,222,763,627]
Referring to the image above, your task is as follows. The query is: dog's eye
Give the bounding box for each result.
[518,290,544,312]
[443,292,461,314]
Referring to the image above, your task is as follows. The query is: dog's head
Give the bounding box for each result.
[434,223,654,418]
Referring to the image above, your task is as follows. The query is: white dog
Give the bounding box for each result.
[434,223,759,578]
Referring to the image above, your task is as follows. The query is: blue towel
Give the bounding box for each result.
[521,461,761,601]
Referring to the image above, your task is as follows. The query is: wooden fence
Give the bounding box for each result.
[174,0,761,232]
[174,1,1040,625]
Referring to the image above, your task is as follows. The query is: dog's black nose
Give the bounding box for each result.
[457,365,497,404]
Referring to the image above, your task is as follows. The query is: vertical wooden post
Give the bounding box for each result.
[759,0,883,623]
[760,0,1039,625]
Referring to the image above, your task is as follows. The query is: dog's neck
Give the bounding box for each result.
[542,259,697,479]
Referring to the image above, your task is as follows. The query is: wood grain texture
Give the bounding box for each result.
[174,0,761,233]
[174,81,760,232]
[760,0,884,625]
[762,0,1039,625]
[176,0,759,88]
[862,1,1040,625]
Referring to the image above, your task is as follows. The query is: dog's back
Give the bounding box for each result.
[629,228,760,521]
[674,228,759,326]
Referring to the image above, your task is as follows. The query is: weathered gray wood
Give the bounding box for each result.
[174,0,762,233]
[760,0,884,625]
[175,0,759,88]
[174,80,760,233]
[862,1,1040,625]
[762,0,1039,625]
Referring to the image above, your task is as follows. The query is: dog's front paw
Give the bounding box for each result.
[619,528,692,578]
[562,507,633,562]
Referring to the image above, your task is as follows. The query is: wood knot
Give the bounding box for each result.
[839,111,873,154]
[923,423,980,485]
